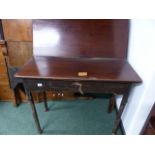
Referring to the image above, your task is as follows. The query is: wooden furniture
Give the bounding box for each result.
[0,41,16,102]
[1,19,75,103]
[2,19,33,67]
[0,20,16,103]
[0,20,33,105]
[15,19,142,134]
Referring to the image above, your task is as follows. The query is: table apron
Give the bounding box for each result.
[23,79,131,94]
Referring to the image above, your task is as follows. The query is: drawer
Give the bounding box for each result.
[81,82,129,94]
[24,79,52,91]
[24,79,78,91]
[24,79,130,94]
[66,81,129,94]
[50,80,129,93]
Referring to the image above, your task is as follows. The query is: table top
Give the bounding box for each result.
[33,19,129,59]
[15,56,142,83]
[15,20,141,84]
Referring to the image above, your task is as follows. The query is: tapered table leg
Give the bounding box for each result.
[43,91,49,112]
[28,92,42,134]
[112,90,130,134]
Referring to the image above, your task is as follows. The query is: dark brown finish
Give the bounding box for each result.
[0,19,129,102]
[28,92,42,134]
[15,56,141,134]
[15,19,142,134]
[43,91,49,111]
[33,19,129,59]
[5,56,24,106]
[108,94,116,113]
[15,56,141,83]
[112,90,130,134]
[22,77,132,134]
[1,20,57,103]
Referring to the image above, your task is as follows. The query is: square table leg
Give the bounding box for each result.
[27,91,42,134]
[112,90,130,134]
[43,91,49,112]
[108,94,116,113]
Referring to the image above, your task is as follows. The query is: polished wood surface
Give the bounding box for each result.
[1,19,74,103]
[33,19,129,59]
[15,56,141,83]
[15,19,142,134]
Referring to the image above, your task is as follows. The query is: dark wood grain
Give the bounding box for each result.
[14,19,142,134]
[33,19,129,59]
[15,56,141,83]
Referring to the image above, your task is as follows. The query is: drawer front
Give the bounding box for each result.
[24,79,130,95]
[81,82,130,94]
[24,80,76,91]
[24,79,51,91]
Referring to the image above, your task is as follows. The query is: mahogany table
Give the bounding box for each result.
[15,56,141,134]
[15,19,142,134]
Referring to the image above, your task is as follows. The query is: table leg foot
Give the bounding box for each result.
[38,129,42,134]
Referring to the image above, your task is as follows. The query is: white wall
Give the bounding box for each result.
[117,20,155,134]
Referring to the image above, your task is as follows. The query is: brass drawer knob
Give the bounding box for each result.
[78,72,88,77]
